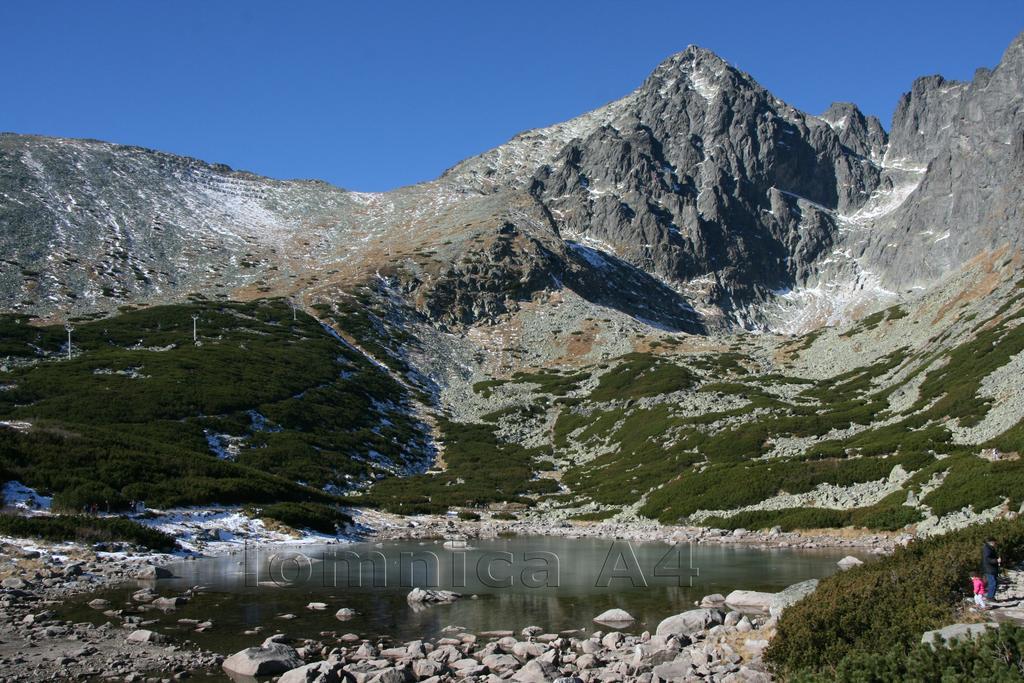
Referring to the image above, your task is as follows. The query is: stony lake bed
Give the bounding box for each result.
[0,519,885,682]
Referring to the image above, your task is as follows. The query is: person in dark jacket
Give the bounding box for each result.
[982,538,1001,601]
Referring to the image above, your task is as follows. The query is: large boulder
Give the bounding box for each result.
[651,656,694,682]
[922,622,998,647]
[223,642,304,678]
[151,596,187,610]
[406,587,461,603]
[724,590,775,613]
[512,658,559,682]
[126,629,167,644]
[279,660,348,683]
[837,555,864,570]
[769,579,819,616]
[655,608,724,638]
[593,608,635,626]
[136,565,173,580]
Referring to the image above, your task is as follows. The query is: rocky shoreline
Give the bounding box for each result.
[217,591,801,683]
[0,513,897,681]
[362,509,905,554]
[0,538,222,681]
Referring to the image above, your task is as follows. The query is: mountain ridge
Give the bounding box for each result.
[1,32,1022,335]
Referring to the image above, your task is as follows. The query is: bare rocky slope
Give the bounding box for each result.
[1,32,1024,533]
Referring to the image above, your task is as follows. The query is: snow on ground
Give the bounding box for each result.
[2,481,52,511]
[134,506,353,554]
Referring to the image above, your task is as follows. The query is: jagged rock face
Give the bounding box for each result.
[526,47,885,311]
[411,221,563,327]
[852,33,1024,292]
[1,32,1023,332]
[820,102,888,161]
[407,213,703,332]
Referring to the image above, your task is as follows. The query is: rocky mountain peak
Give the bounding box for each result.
[820,102,888,161]
[2,32,1024,335]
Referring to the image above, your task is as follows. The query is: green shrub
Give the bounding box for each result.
[250,502,352,535]
[790,624,1024,682]
[703,494,923,532]
[568,509,618,522]
[52,482,128,513]
[0,513,176,551]
[590,353,696,401]
[0,298,426,508]
[766,518,1024,677]
[457,510,481,521]
[922,454,1024,517]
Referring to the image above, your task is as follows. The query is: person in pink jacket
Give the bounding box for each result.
[972,573,988,609]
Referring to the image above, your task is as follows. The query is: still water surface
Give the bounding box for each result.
[67,536,864,653]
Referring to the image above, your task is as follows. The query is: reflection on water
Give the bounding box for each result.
[67,537,865,653]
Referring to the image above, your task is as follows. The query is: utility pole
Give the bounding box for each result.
[191,313,199,343]
[64,322,74,361]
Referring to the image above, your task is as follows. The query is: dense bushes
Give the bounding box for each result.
[0,513,176,551]
[251,502,352,535]
[766,518,1024,677]
[703,492,924,532]
[357,419,558,514]
[791,624,1024,682]
[0,299,425,509]
[589,353,696,401]
[640,453,930,523]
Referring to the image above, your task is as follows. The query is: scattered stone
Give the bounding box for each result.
[837,555,864,570]
[511,658,559,682]
[306,601,328,611]
[655,609,724,638]
[922,622,999,647]
[222,642,303,677]
[152,596,187,610]
[406,587,461,604]
[126,629,168,644]
[136,565,173,580]
[769,579,819,616]
[593,608,635,626]
[279,660,346,683]
[700,593,726,607]
[725,590,776,613]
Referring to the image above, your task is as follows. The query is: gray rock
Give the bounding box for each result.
[222,642,304,678]
[769,579,819,616]
[724,590,775,613]
[279,660,347,683]
[593,608,635,625]
[655,609,724,638]
[136,565,173,580]
[700,593,726,607]
[922,622,999,647]
[511,658,558,682]
[406,587,461,604]
[151,596,187,610]
[837,555,864,570]
[126,629,167,644]
[652,656,694,682]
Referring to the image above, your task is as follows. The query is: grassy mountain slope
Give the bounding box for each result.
[0,298,430,511]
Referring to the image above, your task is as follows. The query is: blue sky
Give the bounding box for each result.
[3,2,1022,191]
